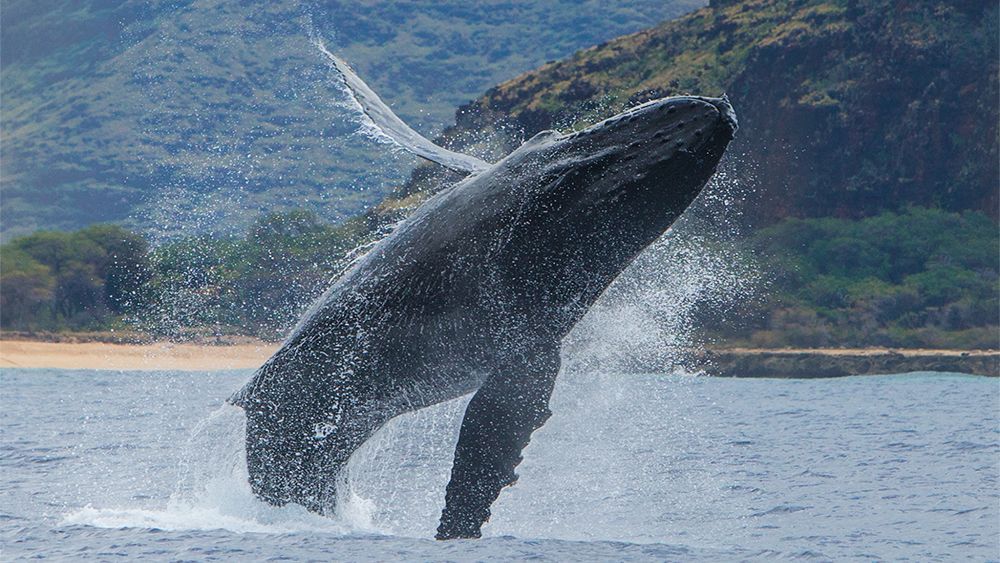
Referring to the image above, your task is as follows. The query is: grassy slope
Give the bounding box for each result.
[0,0,702,240]
[381,0,997,224]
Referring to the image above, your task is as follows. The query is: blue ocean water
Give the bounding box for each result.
[1,368,997,561]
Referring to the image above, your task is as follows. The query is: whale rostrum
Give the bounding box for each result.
[230,48,737,539]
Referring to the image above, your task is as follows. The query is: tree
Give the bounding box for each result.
[78,224,153,314]
[0,248,56,330]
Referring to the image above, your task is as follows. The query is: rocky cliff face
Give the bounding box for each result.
[394,0,997,224]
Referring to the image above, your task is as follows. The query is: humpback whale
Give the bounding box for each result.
[231,46,737,539]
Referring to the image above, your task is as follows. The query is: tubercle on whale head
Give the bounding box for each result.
[491,95,737,189]
[558,94,737,159]
[525,94,737,206]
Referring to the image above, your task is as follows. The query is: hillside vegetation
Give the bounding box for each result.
[0,212,363,339]
[729,208,998,349]
[1,0,701,240]
[2,207,995,349]
[383,0,997,222]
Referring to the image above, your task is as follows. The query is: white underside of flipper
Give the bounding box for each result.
[317,41,491,174]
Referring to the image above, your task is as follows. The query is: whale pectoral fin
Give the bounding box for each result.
[436,350,560,540]
[316,41,491,175]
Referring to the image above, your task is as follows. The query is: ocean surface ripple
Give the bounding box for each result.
[1,368,997,561]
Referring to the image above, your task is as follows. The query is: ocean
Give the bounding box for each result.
[2,368,997,561]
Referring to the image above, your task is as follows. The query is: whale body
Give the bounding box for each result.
[231,50,737,539]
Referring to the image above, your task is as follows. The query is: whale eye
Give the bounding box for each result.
[675,140,684,147]
[667,107,676,115]
[676,121,686,129]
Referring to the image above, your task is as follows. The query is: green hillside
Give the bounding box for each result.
[0,0,702,240]
[381,0,997,222]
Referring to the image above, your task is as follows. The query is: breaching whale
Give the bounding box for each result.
[230,46,737,539]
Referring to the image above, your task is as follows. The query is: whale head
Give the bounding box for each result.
[498,94,737,224]
[529,94,737,202]
[580,94,735,166]
[481,95,738,315]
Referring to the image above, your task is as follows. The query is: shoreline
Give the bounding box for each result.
[696,347,999,378]
[0,339,996,376]
[0,340,278,371]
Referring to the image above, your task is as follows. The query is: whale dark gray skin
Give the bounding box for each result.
[230,48,737,540]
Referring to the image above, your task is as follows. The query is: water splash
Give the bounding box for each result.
[335,394,472,537]
[565,160,760,375]
[62,404,364,535]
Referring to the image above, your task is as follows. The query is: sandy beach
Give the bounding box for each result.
[1,339,996,375]
[0,340,279,371]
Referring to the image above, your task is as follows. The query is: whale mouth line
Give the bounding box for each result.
[716,94,739,132]
[690,94,738,134]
